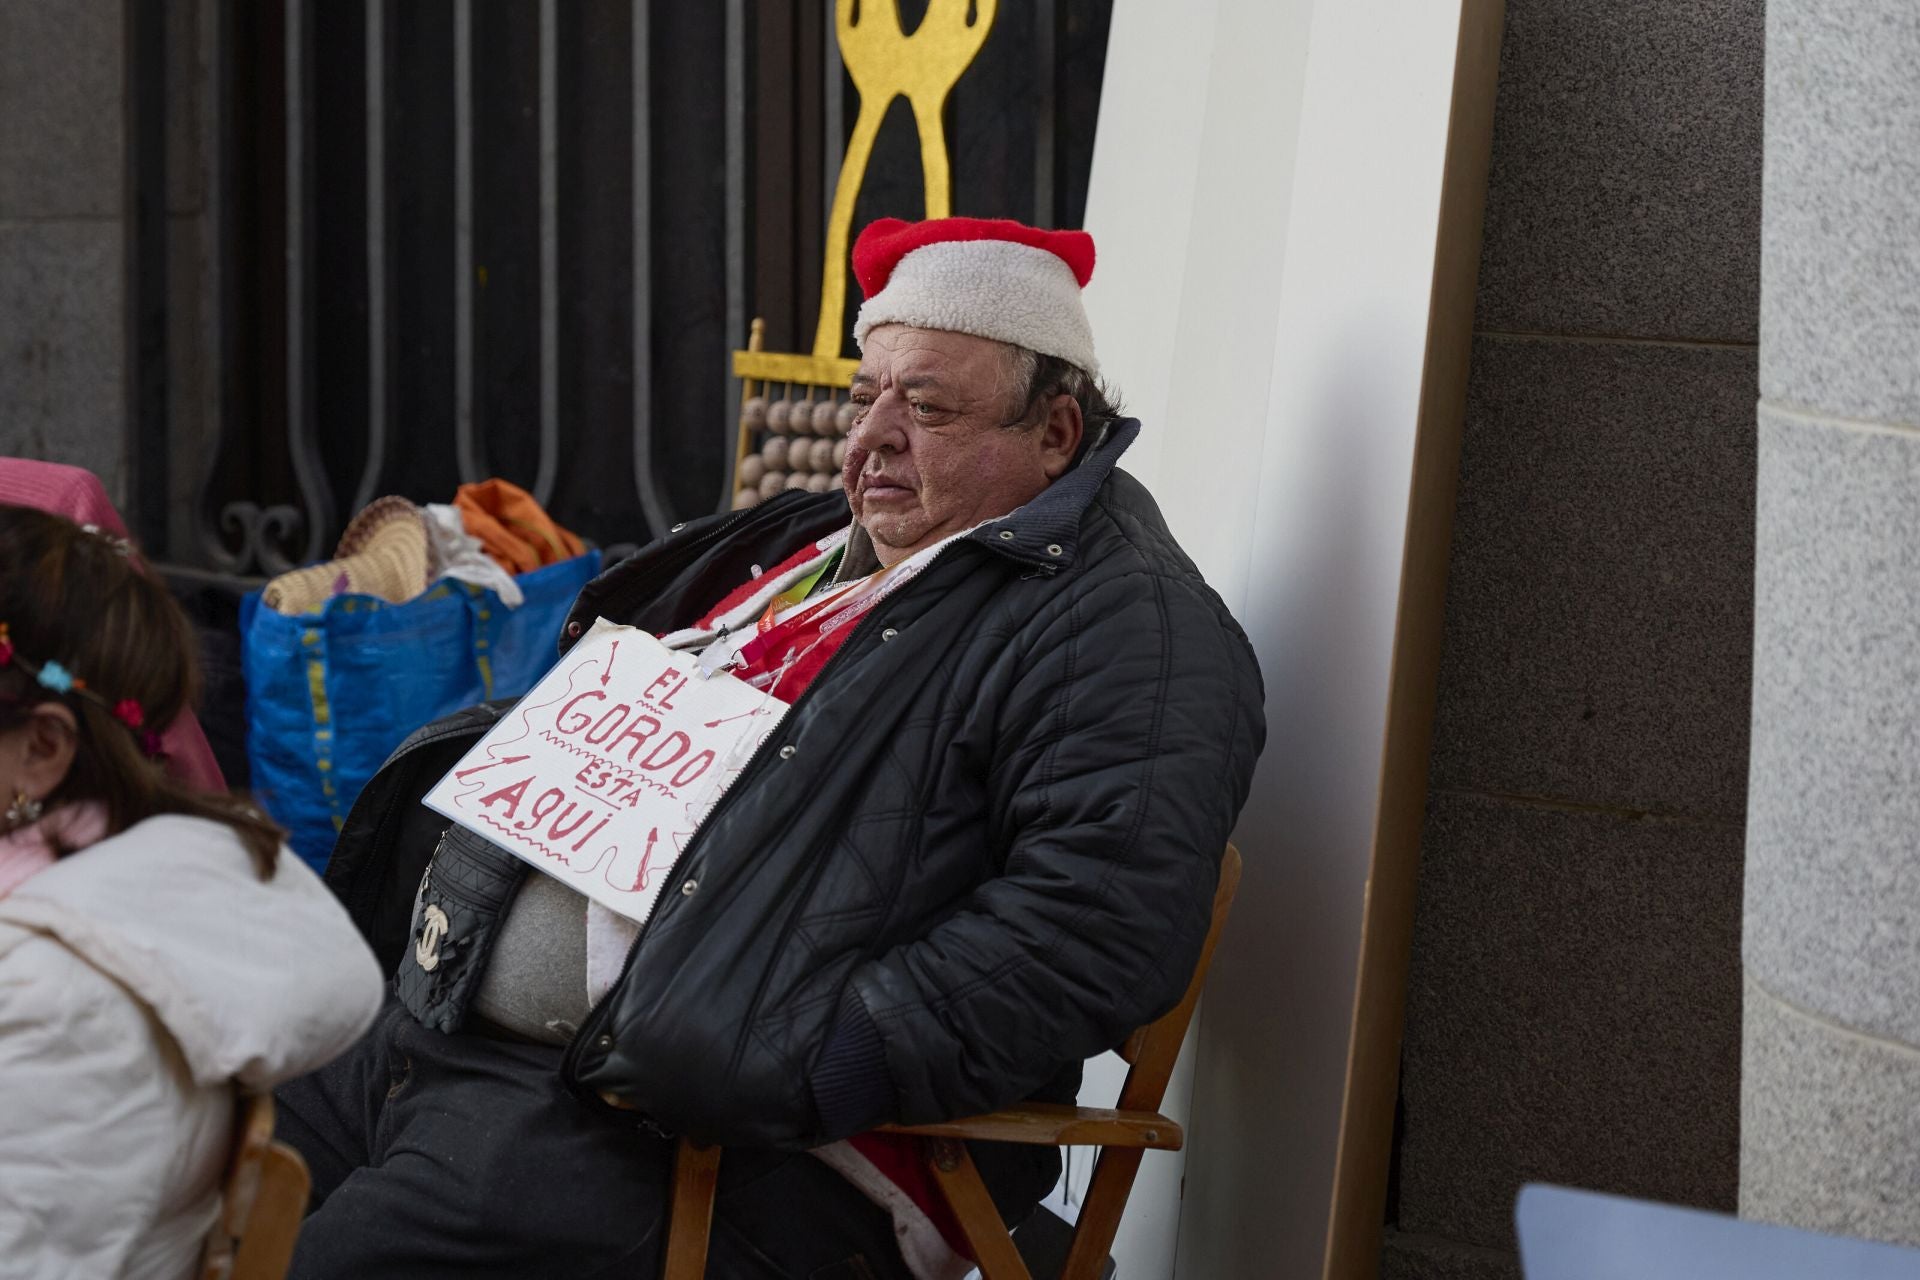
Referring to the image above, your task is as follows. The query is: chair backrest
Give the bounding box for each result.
[1040,844,1242,1280]
[200,1093,312,1280]
[1111,843,1243,1114]
[659,844,1245,1280]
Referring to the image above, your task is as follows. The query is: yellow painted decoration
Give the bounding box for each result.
[811,0,998,359]
[732,349,862,389]
[728,1,994,492]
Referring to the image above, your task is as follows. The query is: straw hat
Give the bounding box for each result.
[262,496,433,615]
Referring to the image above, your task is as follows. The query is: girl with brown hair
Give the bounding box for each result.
[0,505,382,1279]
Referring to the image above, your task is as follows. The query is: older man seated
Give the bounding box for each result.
[277,216,1265,1280]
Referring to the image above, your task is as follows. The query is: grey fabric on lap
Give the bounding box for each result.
[470,872,592,1045]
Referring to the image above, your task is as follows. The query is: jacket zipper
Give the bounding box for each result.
[560,538,976,1089]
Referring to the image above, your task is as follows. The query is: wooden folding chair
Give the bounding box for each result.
[200,1093,312,1280]
[659,844,1243,1280]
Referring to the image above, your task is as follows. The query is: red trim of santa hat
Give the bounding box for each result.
[852,216,1100,375]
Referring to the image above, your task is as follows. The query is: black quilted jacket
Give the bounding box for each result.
[327,420,1264,1154]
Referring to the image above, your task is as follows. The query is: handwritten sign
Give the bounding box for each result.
[423,618,787,924]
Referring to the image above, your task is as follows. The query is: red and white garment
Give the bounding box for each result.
[685,531,963,699]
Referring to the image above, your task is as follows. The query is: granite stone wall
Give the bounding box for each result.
[0,0,129,501]
[1382,2,1765,1276]
[1740,0,1920,1244]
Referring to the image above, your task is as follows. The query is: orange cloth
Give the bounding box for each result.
[453,479,586,575]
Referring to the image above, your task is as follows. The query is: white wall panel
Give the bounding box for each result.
[1076,0,1313,1271]
[1081,2,1480,1275]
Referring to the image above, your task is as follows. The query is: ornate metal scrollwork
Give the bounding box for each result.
[205,501,306,578]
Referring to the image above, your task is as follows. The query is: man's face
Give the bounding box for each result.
[844,325,1081,567]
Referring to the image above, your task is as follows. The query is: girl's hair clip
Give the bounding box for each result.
[79,524,134,557]
[0,620,151,752]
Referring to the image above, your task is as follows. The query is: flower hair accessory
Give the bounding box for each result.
[35,660,77,694]
[0,621,159,759]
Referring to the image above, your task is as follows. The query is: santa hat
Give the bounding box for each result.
[852,217,1099,375]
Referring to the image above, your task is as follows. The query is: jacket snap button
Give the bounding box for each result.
[998,529,1016,541]
[881,628,898,641]
[671,522,686,533]
[566,620,584,639]
[1046,544,1063,557]
[595,1034,613,1051]
[680,879,699,897]
[778,744,797,759]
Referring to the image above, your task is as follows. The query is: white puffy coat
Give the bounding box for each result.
[0,815,383,1279]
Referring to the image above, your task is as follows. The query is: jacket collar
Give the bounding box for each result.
[565,416,1142,646]
[959,417,1139,572]
[832,417,1139,579]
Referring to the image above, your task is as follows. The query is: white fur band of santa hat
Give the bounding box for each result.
[851,217,1099,376]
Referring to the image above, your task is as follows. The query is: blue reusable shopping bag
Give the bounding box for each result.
[242,552,602,871]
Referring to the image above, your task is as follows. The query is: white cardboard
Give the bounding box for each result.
[423,618,786,923]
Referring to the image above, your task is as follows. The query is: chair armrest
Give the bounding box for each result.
[877,1102,1184,1151]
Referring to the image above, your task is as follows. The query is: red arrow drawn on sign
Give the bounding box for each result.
[705,706,772,728]
[630,826,658,891]
[602,639,621,687]
[453,753,530,783]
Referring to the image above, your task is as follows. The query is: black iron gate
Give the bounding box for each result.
[132,0,1113,575]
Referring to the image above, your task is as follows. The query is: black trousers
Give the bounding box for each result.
[275,998,914,1280]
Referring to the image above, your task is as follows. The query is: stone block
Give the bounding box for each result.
[165,0,207,217]
[0,220,127,501]
[1382,1228,1512,1280]
[1743,405,1920,1046]
[166,211,213,553]
[1396,792,1743,1249]
[1379,1231,1520,1280]
[1759,0,1920,425]
[1427,337,1757,819]
[1741,976,1920,1247]
[1474,0,1764,341]
[0,0,123,219]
